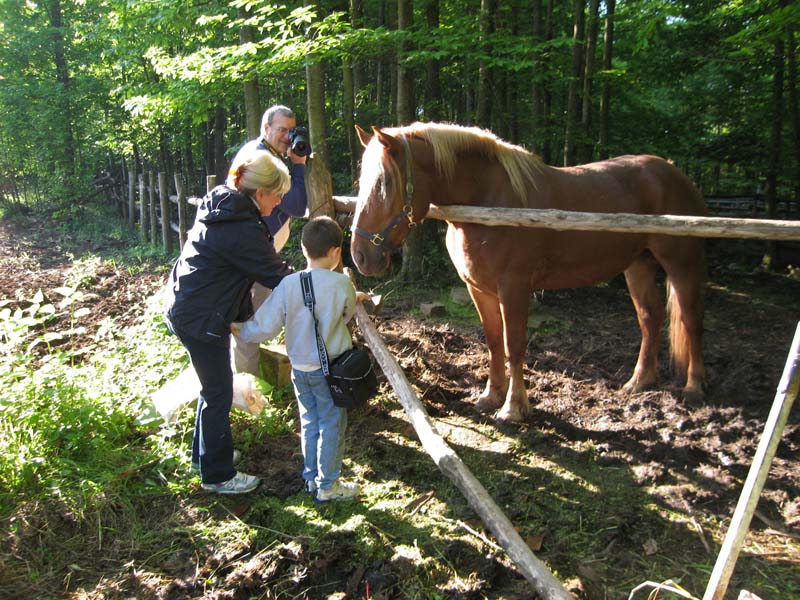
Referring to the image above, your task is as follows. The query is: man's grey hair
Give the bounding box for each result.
[261,105,295,131]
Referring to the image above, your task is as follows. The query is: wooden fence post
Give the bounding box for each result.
[148,171,158,245]
[174,173,188,249]
[158,172,171,252]
[127,169,136,229]
[138,173,147,241]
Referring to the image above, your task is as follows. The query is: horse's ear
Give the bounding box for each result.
[354,124,372,148]
[372,127,398,153]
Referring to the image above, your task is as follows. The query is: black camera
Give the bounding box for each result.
[288,126,311,157]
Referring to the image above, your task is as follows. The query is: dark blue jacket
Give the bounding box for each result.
[164,185,293,346]
[234,138,307,235]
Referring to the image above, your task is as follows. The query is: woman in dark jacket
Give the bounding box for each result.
[165,149,293,494]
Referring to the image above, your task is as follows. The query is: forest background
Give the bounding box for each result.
[1,0,799,227]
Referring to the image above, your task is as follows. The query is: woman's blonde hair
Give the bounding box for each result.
[226,149,291,196]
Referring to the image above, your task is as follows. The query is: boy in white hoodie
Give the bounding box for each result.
[237,216,366,502]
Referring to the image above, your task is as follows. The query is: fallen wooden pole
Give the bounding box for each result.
[333,196,800,241]
[702,322,800,600]
[347,270,574,600]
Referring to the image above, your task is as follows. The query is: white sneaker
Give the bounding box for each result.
[192,449,241,472]
[315,480,360,503]
[202,471,260,495]
[304,479,317,495]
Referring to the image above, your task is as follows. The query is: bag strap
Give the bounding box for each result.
[300,272,331,376]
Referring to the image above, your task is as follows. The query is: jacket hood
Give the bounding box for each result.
[197,185,258,225]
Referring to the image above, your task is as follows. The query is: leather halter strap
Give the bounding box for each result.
[352,136,417,250]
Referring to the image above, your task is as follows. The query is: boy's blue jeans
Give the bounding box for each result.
[291,367,347,491]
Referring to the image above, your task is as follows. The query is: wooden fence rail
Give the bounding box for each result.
[333,196,800,241]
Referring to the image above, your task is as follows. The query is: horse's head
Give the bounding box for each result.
[351,125,429,276]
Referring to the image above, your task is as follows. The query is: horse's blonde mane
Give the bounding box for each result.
[390,122,542,204]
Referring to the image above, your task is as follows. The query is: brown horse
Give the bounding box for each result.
[352,122,707,422]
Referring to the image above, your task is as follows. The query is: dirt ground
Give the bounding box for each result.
[2,214,799,599]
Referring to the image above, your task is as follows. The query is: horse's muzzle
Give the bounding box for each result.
[351,240,391,276]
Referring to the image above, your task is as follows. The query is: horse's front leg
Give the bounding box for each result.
[465,283,508,412]
[495,283,532,422]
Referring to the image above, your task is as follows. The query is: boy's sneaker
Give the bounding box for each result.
[202,471,261,495]
[315,480,360,503]
[304,479,318,495]
[192,449,240,472]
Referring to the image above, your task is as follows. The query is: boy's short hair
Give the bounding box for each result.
[301,216,343,258]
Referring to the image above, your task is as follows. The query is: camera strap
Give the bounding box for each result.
[300,272,331,376]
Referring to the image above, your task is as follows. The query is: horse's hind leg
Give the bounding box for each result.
[647,234,707,401]
[658,244,707,402]
[622,253,664,393]
[466,283,508,413]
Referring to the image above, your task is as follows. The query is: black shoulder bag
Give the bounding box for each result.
[300,272,378,409]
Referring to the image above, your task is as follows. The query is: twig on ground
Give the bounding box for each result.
[457,519,503,553]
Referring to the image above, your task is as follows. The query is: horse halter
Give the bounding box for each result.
[352,136,417,251]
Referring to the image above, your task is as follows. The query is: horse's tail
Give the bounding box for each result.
[667,280,689,379]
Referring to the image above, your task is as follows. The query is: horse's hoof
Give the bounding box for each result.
[621,379,654,394]
[475,395,503,413]
[682,386,705,406]
[494,404,529,423]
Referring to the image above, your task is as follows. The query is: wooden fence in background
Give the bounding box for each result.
[94,170,798,252]
[97,170,218,252]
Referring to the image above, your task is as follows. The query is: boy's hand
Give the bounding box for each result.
[230,321,243,334]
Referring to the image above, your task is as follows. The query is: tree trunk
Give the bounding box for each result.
[531,0,543,155]
[476,0,496,128]
[343,63,358,188]
[213,106,226,182]
[376,0,387,115]
[579,0,600,164]
[239,7,261,139]
[765,23,785,266]
[564,0,586,166]
[424,0,443,122]
[46,0,76,181]
[787,25,799,215]
[397,0,425,280]
[305,47,334,218]
[542,0,554,164]
[350,0,365,97]
[397,0,414,125]
[598,0,615,160]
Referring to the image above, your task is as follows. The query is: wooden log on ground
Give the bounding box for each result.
[346,269,574,600]
[332,196,800,241]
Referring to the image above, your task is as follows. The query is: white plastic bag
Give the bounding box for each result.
[152,366,202,424]
[152,369,268,424]
[231,372,267,416]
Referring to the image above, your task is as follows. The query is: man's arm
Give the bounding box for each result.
[261,163,307,235]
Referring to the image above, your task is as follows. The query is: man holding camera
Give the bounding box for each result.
[230,104,310,375]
